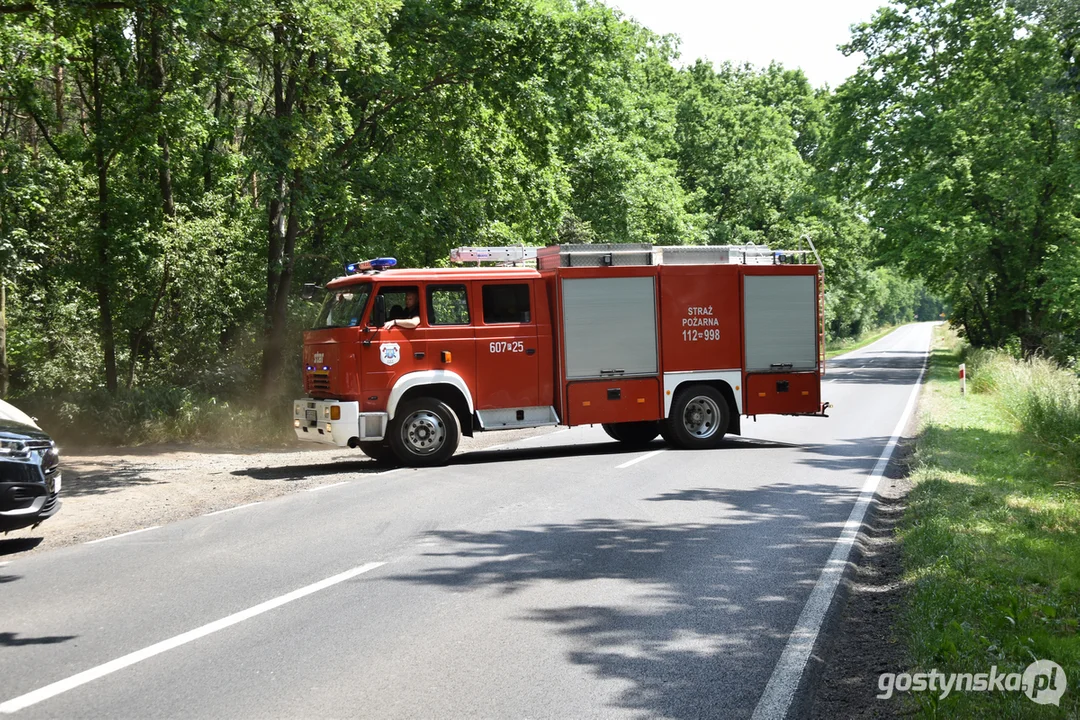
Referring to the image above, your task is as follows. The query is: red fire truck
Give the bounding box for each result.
[294,243,827,466]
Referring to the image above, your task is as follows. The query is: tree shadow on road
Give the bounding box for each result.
[388,480,865,719]
[230,460,386,481]
[0,632,76,647]
[453,436,800,467]
[62,461,167,498]
[825,353,926,386]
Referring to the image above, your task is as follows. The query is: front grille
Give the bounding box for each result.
[1,440,50,462]
[306,372,331,394]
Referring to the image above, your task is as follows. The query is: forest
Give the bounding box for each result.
[0,0,1074,443]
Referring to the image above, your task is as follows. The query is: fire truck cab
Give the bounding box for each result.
[294,243,826,466]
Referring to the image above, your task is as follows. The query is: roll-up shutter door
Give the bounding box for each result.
[562,277,658,379]
[743,275,817,372]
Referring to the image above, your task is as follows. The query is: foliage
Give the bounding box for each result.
[830,0,1080,360]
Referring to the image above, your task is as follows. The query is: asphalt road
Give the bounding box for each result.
[0,323,934,719]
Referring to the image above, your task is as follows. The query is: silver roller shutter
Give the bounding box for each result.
[743,275,817,372]
[562,277,658,379]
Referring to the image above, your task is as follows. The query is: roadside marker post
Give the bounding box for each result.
[959,363,966,395]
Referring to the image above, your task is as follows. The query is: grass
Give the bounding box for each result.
[899,325,1080,717]
[826,324,899,359]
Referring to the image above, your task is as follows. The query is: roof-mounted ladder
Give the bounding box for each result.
[449,246,538,265]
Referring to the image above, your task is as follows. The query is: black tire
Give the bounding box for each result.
[664,385,730,450]
[388,397,461,467]
[358,441,397,465]
[602,421,661,447]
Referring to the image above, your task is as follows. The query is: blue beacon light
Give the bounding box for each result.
[346,257,397,274]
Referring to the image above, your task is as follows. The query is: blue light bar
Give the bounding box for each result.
[346,257,397,274]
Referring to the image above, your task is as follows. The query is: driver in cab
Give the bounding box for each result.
[384,290,420,330]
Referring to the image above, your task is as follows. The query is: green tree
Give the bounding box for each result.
[831,0,1080,356]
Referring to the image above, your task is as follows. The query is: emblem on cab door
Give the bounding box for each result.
[380,342,401,367]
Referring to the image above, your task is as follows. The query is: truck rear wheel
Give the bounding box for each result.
[602,421,660,447]
[388,398,460,467]
[359,441,397,465]
[664,385,730,450]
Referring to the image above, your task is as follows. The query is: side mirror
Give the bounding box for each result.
[371,294,386,327]
[301,283,322,302]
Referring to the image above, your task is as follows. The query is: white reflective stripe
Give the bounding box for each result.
[386,370,474,420]
[663,370,743,416]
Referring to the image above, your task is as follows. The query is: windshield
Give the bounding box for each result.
[314,284,372,328]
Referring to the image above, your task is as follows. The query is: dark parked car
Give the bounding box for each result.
[0,410,61,533]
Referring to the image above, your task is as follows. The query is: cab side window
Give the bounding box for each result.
[428,285,470,325]
[482,284,531,324]
[369,286,420,326]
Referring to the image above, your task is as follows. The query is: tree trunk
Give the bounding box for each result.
[261,170,300,399]
[127,4,173,388]
[91,30,118,393]
[0,278,7,397]
[203,81,221,194]
[260,25,294,401]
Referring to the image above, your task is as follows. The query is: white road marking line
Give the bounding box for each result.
[305,481,348,492]
[518,428,570,443]
[615,448,666,469]
[202,501,262,517]
[751,335,929,720]
[84,526,161,545]
[0,561,10,567]
[0,561,386,715]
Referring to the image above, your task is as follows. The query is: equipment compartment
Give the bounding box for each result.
[566,378,661,426]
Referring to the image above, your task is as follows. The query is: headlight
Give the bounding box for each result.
[0,439,26,456]
[43,447,59,468]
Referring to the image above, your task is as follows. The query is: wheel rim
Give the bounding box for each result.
[682,395,721,439]
[401,409,447,455]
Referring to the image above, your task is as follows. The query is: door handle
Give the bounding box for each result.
[526,348,536,355]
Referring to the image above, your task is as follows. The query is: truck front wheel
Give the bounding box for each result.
[664,385,730,450]
[389,398,460,466]
[602,421,660,447]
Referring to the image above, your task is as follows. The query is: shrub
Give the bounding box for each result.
[14,386,294,449]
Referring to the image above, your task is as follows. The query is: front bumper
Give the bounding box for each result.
[0,474,61,532]
[293,399,388,446]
